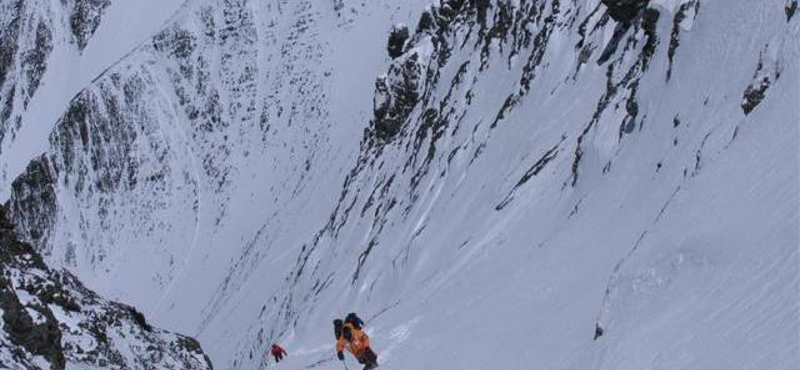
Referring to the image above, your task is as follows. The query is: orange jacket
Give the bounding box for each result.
[335,323,371,356]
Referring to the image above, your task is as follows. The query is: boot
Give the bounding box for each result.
[361,348,378,369]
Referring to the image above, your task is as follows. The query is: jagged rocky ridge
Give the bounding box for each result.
[253,0,797,367]
[4,0,798,369]
[295,0,678,283]
[0,204,213,369]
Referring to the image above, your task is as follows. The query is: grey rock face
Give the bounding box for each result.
[387,25,409,59]
[601,0,650,23]
[0,205,214,370]
[68,0,112,50]
[0,269,65,369]
[0,0,111,193]
[741,45,782,116]
[373,53,423,140]
[6,155,58,256]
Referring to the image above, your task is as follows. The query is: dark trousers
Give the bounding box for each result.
[273,353,284,362]
[356,347,378,368]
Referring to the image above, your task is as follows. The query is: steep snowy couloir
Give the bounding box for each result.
[6,0,799,369]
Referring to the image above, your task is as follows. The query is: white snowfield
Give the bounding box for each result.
[2,0,798,369]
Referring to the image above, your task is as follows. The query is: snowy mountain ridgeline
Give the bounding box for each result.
[2,0,798,369]
[0,204,213,369]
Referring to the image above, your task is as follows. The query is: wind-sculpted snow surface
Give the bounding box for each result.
[0,205,213,370]
[6,0,799,369]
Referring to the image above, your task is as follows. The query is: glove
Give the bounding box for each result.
[337,351,344,361]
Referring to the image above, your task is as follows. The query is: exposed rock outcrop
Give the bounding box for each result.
[602,0,651,23]
[387,24,409,59]
[0,204,213,370]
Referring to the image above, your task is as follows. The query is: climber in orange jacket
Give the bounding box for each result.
[334,314,378,369]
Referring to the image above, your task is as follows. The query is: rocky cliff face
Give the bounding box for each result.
[0,204,213,370]
[0,0,111,190]
[0,0,189,201]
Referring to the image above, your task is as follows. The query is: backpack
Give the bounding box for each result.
[345,312,364,330]
[334,319,344,340]
[342,325,353,341]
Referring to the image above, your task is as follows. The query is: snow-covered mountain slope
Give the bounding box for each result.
[0,204,213,370]
[6,0,799,369]
[0,0,187,199]
[7,0,434,320]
